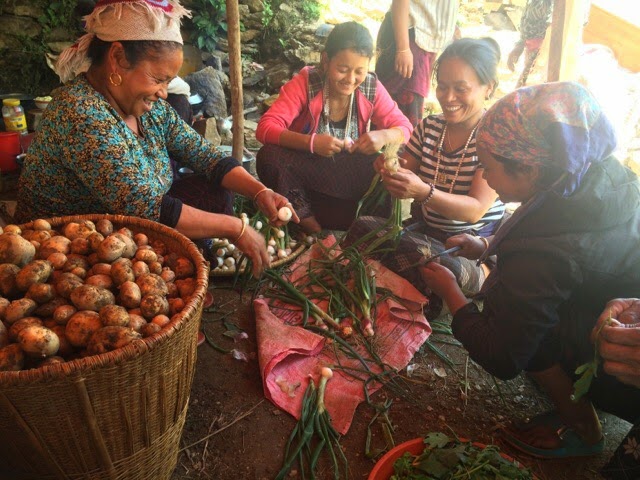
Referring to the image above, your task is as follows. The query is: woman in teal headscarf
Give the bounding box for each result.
[420,82,640,470]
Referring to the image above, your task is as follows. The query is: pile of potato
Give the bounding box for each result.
[0,218,198,371]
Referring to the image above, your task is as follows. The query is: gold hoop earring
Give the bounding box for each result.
[109,72,122,86]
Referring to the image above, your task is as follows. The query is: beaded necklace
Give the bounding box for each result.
[322,82,354,142]
[433,122,480,193]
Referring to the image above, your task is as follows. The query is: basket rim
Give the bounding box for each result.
[0,213,209,386]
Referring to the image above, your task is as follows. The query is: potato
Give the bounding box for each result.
[70,284,115,312]
[150,239,167,256]
[135,248,157,264]
[32,219,52,231]
[0,263,20,298]
[95,218,114,237]
[63,254,90,274]
[113,233,137,259]
[168,297,185,316]
[132,261,150,279]
[34,296,68,317]
[175,278,196,299]
[136,273,168,297]
[38,356,65,367]
[119,281,141,309]
[47,252,68,270]
[96,235,126,263]
[110,259,134,286]
[53,304,77,325]
[23,229,52,243]
[18,325,59,358]
[87,326,141,355]
[148,261,163,275]
[90,263,112,276]
[38,235,71,259]
[63,220,96,240]
[87,232,105,252]
[4,298,38,324]
[55,272,84,299]
[0,233,36,267]
[139,294,169,319]
[65,311,102,348]
[25,282,56,304]
[128,313,147,332]
[0,320,8,348]
[15,259,53,291]
[133,233,148,246]
[50,325,74,357]
[166,282,178,298]
[70,237,91,255]
[174,257,196,280]
[140,322,162,338]
[99,304,129,327]
[9,317,43,342]
[85,274,114,290]
[0,344,25,371]
[151,314,171,328]
[3,225,21,235]
[160,267,176,284]
[0,297,9,320]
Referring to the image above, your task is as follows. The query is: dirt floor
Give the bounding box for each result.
[170,274,631,480]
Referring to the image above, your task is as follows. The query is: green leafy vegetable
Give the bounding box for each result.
[571,312,614,402]
[390,433,534,480]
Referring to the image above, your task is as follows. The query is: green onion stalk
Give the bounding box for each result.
[276,367,348,480]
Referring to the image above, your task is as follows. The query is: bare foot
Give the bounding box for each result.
[298,216,322,234]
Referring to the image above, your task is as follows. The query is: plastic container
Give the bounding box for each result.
[2,98,28,134]
[368,437,536,480]
[0,131,21,173]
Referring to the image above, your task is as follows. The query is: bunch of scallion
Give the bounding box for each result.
[276,367,348,480]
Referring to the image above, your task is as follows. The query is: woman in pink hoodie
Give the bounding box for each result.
[256,22,412,233]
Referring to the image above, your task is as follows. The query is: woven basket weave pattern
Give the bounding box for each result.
[0,214,209,480]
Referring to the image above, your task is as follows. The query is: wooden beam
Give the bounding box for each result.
[226,0,244,161]
[547,0,587,81]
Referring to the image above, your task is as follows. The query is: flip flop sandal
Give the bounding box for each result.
[500,424,605,459]
[511,410,564,431]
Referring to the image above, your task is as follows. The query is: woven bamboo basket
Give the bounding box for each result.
[0,214,209,480]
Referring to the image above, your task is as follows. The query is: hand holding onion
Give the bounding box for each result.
[254,187,299,226]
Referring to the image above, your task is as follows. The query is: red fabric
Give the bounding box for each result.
[255,237,431,434]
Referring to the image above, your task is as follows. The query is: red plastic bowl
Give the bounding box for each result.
[368,437,534,480]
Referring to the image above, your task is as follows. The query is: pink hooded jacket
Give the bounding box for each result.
[256,66,412,145]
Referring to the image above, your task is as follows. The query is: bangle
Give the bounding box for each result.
[419,183,435,206]
[309,133,316,154]
[235,218,247,242]
[396,48,410,53]
[253,186,272,203]
[479,236,490,252]
[390,126,405,143]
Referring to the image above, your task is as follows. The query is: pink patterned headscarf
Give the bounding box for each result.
[55,0,191,83]
[477,81,616,197]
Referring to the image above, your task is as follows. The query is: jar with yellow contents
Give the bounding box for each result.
[2,98,28,134]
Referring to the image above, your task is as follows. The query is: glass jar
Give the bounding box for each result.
[2,99,28,135]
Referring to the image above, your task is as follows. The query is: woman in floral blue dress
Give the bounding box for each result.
[15,0,297,276]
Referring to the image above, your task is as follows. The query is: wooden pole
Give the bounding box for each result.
[226,0,244,161]
[547,0,585,82]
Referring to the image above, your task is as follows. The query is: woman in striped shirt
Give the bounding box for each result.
[346,38,504,310]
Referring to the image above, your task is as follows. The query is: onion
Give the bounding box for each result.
[277,206,292,223]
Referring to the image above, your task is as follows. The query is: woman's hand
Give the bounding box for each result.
[419,262,470,315]
[593,298,640,388]
[507,41,525,72]
[445,234,487,260]
[395,50,413,79]
[350,131,387,155]
[380,166,428,200]
[235,225,271,277]
[313,133,344,157]
[254,188,300,226]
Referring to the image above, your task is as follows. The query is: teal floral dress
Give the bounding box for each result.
[16,74,238,224]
